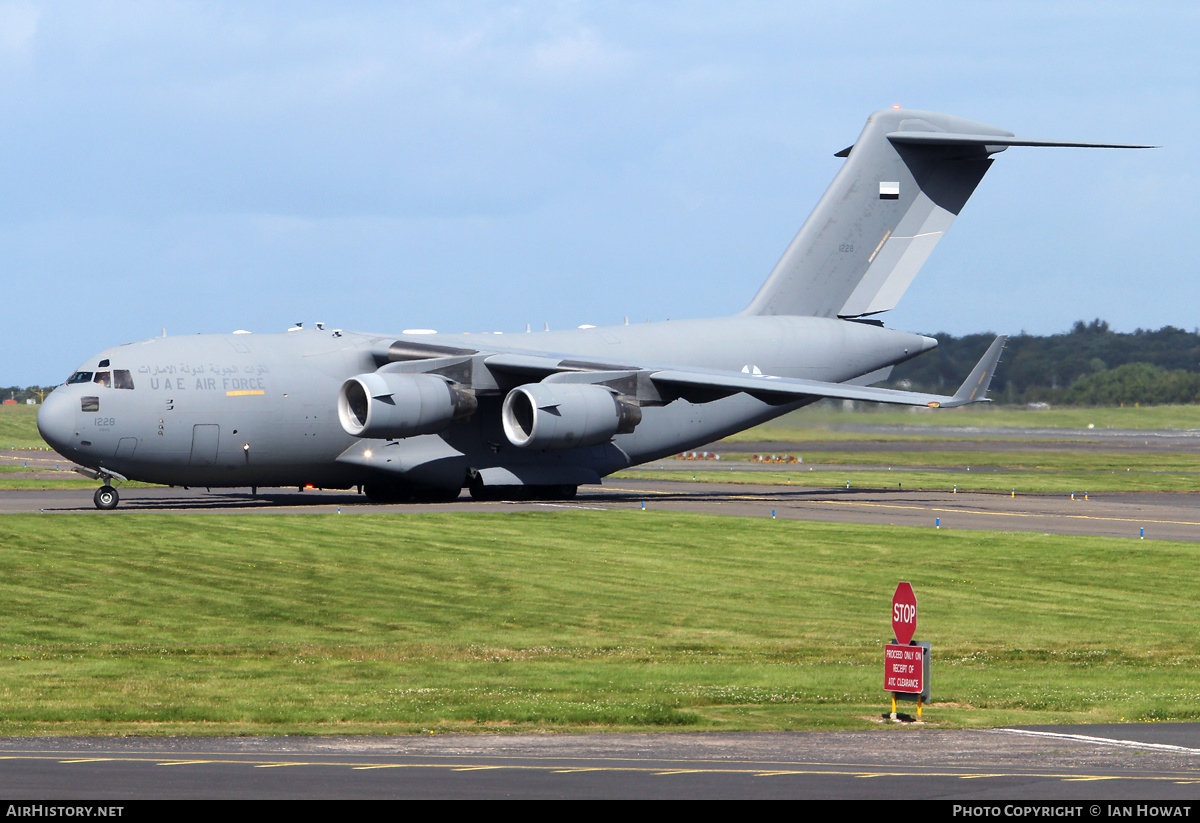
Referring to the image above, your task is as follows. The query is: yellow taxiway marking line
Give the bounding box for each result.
[155,760,221,766]
[850,772,1016,779]
[254,762,312,768]
[350,764,407,770]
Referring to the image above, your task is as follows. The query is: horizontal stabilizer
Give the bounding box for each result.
[887,132,1155,151]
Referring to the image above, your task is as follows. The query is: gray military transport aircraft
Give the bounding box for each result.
[37,108,1148,508]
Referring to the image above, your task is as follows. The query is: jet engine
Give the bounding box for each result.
[501,383,641,450]
[338,372,477,439]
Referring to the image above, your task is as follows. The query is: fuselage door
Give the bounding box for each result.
[189,424,220,467]
[115,437,138,459]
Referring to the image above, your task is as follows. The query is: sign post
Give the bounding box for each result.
[885,582,931,720]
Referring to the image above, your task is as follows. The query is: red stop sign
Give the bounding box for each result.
[892,582,917,645]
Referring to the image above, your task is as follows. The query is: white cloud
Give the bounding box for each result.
[0,1,37,57]
[532,26,631,79]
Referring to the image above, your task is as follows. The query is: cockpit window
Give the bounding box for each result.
[71,369,133,389]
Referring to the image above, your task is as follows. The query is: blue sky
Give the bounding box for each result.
[2,1,1193,385]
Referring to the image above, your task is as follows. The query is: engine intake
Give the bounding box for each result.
[502,383,641,450]
[338,373,476,439]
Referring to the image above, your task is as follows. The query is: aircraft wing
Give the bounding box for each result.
[481,335,1007,410]
[647,335,1006,408]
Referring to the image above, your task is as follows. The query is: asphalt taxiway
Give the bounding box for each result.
[2,725,1200,799]
[7,477,1199,542]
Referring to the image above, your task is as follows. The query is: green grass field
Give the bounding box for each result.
[1,511,1197,735]
[0,405,47,450]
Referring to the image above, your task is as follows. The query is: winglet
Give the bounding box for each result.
[941,335,1007,407]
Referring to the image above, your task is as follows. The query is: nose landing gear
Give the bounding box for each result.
[94,485,119,510]
[76,466,129,510]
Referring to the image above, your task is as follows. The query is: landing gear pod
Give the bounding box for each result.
[502,383,641,450]
[338,373,477,439]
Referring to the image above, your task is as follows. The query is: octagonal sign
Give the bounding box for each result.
[892,582,917,645]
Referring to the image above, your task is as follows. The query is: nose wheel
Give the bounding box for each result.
[94,485,119,510]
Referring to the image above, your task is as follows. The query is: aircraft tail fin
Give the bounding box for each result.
[742,109,1151,319]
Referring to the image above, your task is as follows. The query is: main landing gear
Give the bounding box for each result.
[467,478,578,502]
[362,481,462,504]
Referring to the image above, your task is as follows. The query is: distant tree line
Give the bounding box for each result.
[0,386,56,404]
[886,320,1200,406]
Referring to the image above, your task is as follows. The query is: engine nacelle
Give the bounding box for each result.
[338,372,477,439]
[502,383,641,450]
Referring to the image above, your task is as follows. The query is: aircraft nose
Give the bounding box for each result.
[37,389,76,453]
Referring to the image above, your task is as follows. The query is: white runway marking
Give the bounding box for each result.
[993,728,1200,754]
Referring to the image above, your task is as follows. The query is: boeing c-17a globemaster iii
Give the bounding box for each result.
[37,108,1150,509]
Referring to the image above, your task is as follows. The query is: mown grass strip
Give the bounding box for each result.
[739,403,1200,434]
[758,450,1200,473]
[0,406,46,450]
[1,511,1198,734]
[621,468,1200,494]
[701,450,1200,473]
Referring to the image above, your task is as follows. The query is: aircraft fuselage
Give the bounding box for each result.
[37,316,933,495]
